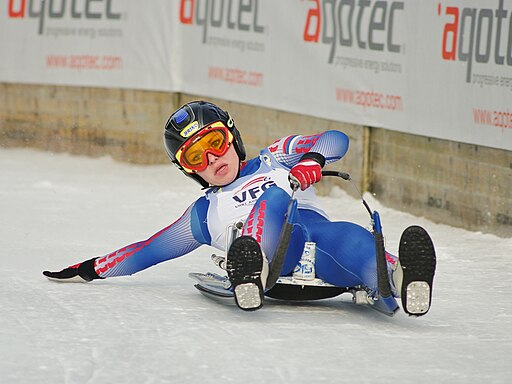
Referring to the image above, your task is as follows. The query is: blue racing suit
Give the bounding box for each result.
[93,130,393,292]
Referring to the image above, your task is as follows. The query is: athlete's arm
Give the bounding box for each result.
[43,197,212,281]
[266,130,349,169]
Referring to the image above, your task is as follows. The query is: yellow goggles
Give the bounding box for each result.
[175,123,234,173]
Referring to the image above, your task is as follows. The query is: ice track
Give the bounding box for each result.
[1,148,511,384]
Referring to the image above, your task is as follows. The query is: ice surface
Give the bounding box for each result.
[1,148,511,384]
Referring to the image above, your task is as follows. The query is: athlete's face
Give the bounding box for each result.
[196,144,240,186]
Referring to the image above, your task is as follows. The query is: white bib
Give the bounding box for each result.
[205,156,327,250]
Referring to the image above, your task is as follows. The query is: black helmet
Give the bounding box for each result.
[164,101,246,187]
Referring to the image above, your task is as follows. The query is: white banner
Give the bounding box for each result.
[410,0,512,150]
[0,0,175,90]
[1,0,511,150]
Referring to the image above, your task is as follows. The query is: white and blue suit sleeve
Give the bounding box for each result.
[266,130,349,168]
[94,197,211,278]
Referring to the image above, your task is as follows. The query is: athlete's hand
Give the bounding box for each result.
[43,258,101,283]
[288,153,325,191]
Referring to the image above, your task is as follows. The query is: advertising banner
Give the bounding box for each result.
[1,0,511,150]
[174,0,511,151]
[0,0,175,90]
[411,0,512,150]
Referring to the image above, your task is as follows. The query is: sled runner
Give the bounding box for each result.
[189,270,399,316]
[189,171,435,317]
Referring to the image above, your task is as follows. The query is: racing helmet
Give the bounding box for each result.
[164,101,246,187]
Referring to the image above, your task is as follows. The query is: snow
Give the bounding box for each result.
[1,148,511,384]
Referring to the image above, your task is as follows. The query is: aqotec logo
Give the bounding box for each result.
[303,0,405,64]
[179,0,265,43]
[439,0,512,83]
[8,0,121,34]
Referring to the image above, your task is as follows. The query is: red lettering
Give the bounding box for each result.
[442,6,459,60]
[95,214,190,275]
[303,0,320,42]
[254,200,266,243]
[180,0,194,24]
[8,0,25,18]
[385,252,397,266]
[244,216,255,237]
[96,238,156,274]
[282,136,294,153]
[97,256,107,264]
[242,200,267,243]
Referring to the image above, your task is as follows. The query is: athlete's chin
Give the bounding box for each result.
[214,172,237,186]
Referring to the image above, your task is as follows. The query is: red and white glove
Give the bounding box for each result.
[288,153,325,191]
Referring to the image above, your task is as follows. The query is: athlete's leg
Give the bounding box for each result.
[241,186,305,275]
[307,220,379,290]
[228,186,303,310]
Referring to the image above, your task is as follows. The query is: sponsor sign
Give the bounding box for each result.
[1,0,510,150]
[1,0,174,90]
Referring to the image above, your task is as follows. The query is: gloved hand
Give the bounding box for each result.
[288,152,325,191]
[43,258,101,283]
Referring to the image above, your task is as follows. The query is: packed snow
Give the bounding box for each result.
[1,148,511,384]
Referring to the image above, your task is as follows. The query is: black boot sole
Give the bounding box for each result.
[399,226,436,316]
[226,236,264,311]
